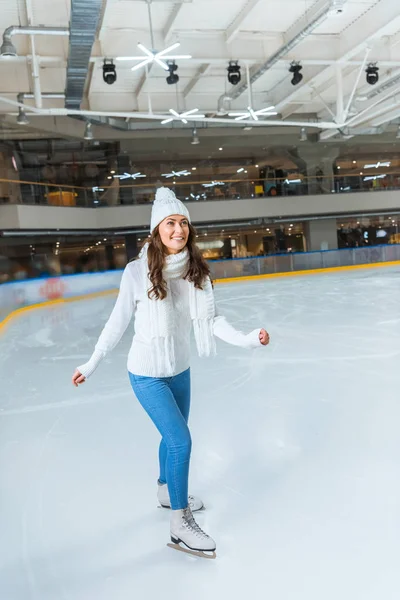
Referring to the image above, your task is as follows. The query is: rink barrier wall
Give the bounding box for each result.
[1,244,400,331]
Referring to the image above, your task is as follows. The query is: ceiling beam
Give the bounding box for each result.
[163,3,184,44]
[183,64,211,97]
[225,0,262,45]
[275,0,400,114]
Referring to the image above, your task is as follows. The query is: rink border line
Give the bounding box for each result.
[1,260,400,332]
[0,289,117,333]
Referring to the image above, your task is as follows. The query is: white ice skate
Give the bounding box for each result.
[157,482,204,512]
[168,507,216,559]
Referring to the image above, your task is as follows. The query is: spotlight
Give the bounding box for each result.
[289,61,303,86]
[166,61,179,85]
[227,61,241,86]
[366,63,379,85]
[84,121,93,140]
[103,59,117,85]
[191,127,200,145]
[17,106,29,125]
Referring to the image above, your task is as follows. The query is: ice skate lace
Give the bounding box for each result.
[182,509,209,539]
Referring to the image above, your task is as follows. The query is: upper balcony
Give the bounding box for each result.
[1,172,400,232]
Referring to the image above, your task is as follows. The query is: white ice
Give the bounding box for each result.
[1,266,400,600]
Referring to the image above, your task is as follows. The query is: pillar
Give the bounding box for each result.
[125,234,138,261]
[305,218,338,252]
[105,244,116,270]
[295,145,340,195]
[0,151,22,204]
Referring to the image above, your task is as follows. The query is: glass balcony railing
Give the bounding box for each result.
[0,172,399,208]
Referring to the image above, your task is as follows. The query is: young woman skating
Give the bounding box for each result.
[72,187,270,558]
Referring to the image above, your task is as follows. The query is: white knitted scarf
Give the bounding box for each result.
[139,244,216,375]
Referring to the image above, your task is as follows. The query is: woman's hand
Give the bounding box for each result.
[72,369,86,387]
[259,329,270,346]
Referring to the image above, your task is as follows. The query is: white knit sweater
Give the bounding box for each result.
[77,260,262,379]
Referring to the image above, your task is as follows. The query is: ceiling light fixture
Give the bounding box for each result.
[161,170,191,178]
[289,61,303,86]
[191,127,200,145]
[17,105,29,125]
[117,42,191,73]
[364,174,386,181]
[113,172,146,180]
[364,161,391,169]
[166,61,179,85]
[227,61,241,85]
[83,121,93,140]
[103,59,117,84]
[0,37,17,57]
[366,63,379,85]
[228,105,277,122]
[202,181,225,188]
[162,108,205,125]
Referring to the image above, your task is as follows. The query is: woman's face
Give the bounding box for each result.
[158,214,190,254]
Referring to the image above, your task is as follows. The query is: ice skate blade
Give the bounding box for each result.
[167,542,216,560]
[158,503,205,512]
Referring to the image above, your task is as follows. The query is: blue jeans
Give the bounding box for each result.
[128,368,191,510]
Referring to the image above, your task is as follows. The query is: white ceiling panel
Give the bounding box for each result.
[236,0,316,33]
[31,0,70,26]
[102,0,175,30]
[171,0,247,31]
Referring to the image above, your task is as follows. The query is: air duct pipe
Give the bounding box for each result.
[0,26,69,56]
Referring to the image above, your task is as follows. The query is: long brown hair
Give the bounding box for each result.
[147,223,210,300]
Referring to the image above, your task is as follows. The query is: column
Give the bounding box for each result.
[305,218,338,252]
[0,151,22,204]
[125,234,138,261]
[105,244,116,270]
[295,146,340,195]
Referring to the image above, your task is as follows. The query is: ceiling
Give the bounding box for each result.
[0,0,399,146]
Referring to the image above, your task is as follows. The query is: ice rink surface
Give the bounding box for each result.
[1,266,400,600]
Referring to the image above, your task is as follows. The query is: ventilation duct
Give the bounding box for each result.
[65,0,103,110]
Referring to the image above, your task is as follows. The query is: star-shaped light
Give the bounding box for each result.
[202,181,225,188]
[364,161,391,169]
[228,105,278,121]
[161,170,191,178]
[117,42,192,72]
[113,172,146,180]
[161,108,205,125]
[363,174,387,182]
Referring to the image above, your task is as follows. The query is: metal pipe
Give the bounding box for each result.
[18,92,65,100]
[335,64,344,123]
[344,47,371,120]
[4,25,69,38]
[1,26,69,57]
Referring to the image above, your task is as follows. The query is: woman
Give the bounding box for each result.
[72,187,270,559]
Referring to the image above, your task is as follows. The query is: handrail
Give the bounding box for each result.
[0,172,398,191]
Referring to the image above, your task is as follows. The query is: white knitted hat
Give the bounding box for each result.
[150,187,191,233]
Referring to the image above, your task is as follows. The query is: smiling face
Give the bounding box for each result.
[158,214,190,255]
